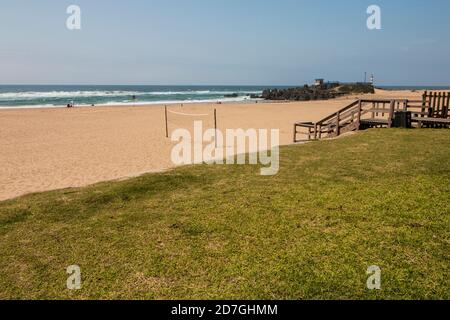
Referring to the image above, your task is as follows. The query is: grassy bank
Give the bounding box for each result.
[0,129,449,299]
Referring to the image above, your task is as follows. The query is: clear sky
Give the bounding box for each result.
[1,0,449,85]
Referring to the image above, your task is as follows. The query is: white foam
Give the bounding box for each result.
[0,91,145,100]
[0,96,263,110]
[0,104,63,110]
[0,90,262,100]
[102,95,260,106]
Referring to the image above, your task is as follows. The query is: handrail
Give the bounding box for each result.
[316,100,360,125]
[297,98,421,142]
[406,100,423,103]
[316,99,403,126]
[295,94,449,142]
[360,99,391,103]
[316,99,398,137]
[360,99,407,103]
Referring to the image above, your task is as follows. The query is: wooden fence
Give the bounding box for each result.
[293,92,449,142]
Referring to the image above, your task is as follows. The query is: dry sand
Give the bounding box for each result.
[0,89,423,201]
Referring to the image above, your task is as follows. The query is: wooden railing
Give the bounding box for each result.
[408,91,450,128]
[417,91,449,118]
[314,100,361,139]
[294,92,450,142]
[294,99,410,142]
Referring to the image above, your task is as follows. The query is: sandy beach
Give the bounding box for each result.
[0,89,423,201]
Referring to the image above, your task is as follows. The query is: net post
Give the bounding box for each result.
[165,105,169,138]
[214,108,218,148]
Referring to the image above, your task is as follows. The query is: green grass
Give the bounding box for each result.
[0,129,449,300]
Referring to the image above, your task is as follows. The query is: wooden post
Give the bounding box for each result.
[388,100,395,128]
[214,108,218,148]
[431,92,437,117]
[164,105,168,138]
[421,91,427,119]
[427,92,435,128]
[357,100,362,130]
[293,124,297,143]
[437,93,442,118]
[445,92,450,118]
[336,111,341,136]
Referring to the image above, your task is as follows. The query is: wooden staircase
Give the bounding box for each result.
[294,92,450,142]
[294,99,408,142]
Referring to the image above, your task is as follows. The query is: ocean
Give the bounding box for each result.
[378,86,450,91]
[0,85,278,108]
[1,85,449,109]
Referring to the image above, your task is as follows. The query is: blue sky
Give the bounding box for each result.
[0,0,449,85]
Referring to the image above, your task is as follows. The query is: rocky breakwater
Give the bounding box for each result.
[262,83,374,101]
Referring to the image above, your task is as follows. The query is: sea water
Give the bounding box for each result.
[0,85,277,108]
[1,85,449,109]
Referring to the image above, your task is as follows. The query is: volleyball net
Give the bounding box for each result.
[164,105,217,140]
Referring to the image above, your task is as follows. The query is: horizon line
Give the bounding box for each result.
[1,83,450,87]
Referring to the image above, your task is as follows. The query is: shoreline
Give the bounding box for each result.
[0,98,264,111]
[0,87,442,111]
